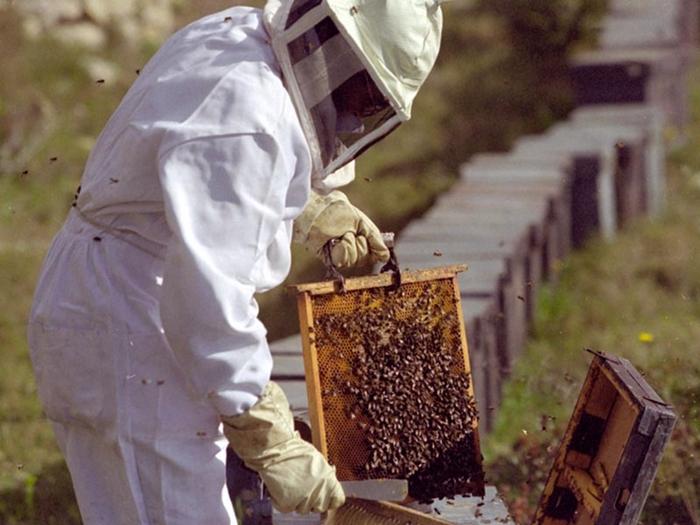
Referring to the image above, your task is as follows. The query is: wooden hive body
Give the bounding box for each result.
[534,351,677,525]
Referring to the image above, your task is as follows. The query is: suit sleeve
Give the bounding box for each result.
[157,132,296,417]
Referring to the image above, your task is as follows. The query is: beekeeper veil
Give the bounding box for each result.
[263,0,444,185]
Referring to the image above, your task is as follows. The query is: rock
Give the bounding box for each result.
[19,0,83,26]
[83,0,138,24]
[83,57,120,84]
[21,17,43,40]
[53,22,107,50]
[140,0,176,43]
[14,0,180,48]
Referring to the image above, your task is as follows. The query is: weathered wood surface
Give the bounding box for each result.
[271,486,514,524]
[269,335,303,355]
[462,297,501,431]
[547,122,648,226]
[274,379,308,415]
[569,47,691,131]
[570,104,667,216]
[533,352,677,524]
[288,264,466,295]
[542,127,627,234]
[515,134,618,244]
[459,167,572,264]
[602,0,698,49]
[599,16,682,50]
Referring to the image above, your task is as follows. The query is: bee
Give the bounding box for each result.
[96,79,105,85]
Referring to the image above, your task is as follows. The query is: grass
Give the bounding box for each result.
[483,67,700,525]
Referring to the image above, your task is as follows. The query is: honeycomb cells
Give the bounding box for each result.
[311,278,485,501]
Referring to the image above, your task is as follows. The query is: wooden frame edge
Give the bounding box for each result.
[296,292,328,457]
[288,264,468,296]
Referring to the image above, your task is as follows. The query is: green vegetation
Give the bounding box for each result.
[485,68,700,524]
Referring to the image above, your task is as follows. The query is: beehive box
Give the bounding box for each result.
[459,164,573,268]
[569,48,688,130]
[290,265,485,502]
[548,122,647,228]
[514,136,618,247]
[570,105,666,217]
[534,350,676,524]
[462,296,501,432]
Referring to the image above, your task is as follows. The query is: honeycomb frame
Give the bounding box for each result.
[291,264,483,486]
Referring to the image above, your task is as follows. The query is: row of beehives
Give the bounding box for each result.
[570,0,698,139]
[268,0,698,435]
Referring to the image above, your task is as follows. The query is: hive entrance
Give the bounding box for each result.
[292,265,485,501]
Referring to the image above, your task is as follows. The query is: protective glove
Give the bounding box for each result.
[293,190,390,268]
[221,382,345,514]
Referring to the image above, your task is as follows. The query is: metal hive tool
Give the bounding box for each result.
[290,264,485,502]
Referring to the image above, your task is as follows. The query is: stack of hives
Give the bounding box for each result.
[569,0,698,140]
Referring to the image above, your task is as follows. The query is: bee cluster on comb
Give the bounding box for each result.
[312,278,485,502]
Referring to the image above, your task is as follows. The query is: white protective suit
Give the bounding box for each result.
[28,0,444,521]
[28,7,326,524]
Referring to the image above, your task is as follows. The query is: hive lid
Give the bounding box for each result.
[534,350,677,524]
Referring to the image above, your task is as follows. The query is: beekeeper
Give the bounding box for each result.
[27,0,443,522]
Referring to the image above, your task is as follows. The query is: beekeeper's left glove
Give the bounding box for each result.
[221,382,345,514]
[294,190,389,268]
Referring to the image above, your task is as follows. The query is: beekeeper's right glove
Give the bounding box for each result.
[293,190,389,268]
[221,382,345,514]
